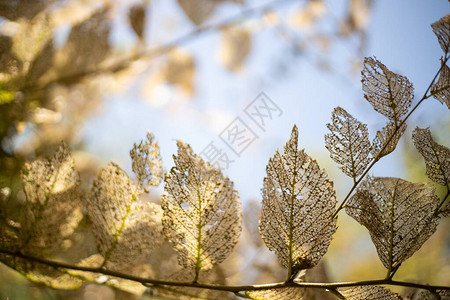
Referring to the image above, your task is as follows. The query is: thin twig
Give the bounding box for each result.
[0,250,448,294]
[23,0,297,93]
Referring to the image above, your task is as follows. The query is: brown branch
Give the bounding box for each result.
[0,250,448,294]
[23,0,297,93]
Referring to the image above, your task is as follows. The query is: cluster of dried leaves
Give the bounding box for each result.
[0,9,449,300]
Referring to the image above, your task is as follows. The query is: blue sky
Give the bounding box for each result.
[84,0,450,203]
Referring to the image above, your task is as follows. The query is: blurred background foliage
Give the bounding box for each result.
[0,0,448,299]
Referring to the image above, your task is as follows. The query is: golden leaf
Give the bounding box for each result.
[325,107,372,179]
[412,127,450,186]
[430,62,450,109]
[338,286,401,299]
[260,125,337,279]
[431,14,450,54]
[362,57,414,124]
[346,177,440,273]
[219,26,251,72]
[161,141,241,281]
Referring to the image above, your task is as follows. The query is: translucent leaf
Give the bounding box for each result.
[415,289,450,300]
[260,125,337,278]
[105,201,164,270]
[161,141,241,279]
[0,254,83,289]
[163,48,195,94]
[430,62,450,109]
[412,127,450,186]
[346,177,440,272]
[431,14,450,54]
[87,163,163,270]
[130,131,163,192]
[12,14,52,63]
[219,26,251,72]
[289,0,326,29]
[325,107,372,179]
[128,3,146,40]
[177,0,216,25]
[176,0,242,25]
[338,286,401,299]
[371,121,406,159]
[20,143,83,254]
[0,0,52,20]
[247,287,307,300]
[362,57,414,123]
[56,7,111,77]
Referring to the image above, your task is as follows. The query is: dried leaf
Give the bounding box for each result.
[412,127,450,186]
[87,163,163,270]
[371,121,406,159]
[163,48,196,94]
[0,0,51,20]
[177,0,216,25]
[338,286,402,299]
[247,287,306,300]
[12,14,53,63]
[56,7,111,77]
[289,0,326,29]
[260,125,337,278]
[130,131,163,192]
[128,3,146,40]
[431,14,450,54]
[362,57,414,123]
[430,62,450,109]
[219,26,251,72]
[176,0,242,25]
[415,289,450,300]
[325,107,372,179]
[161,141,241,279]
[346,177,440,272]
[20,143,83,254]
[340,0,372,36]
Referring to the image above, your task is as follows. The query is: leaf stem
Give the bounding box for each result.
[1,250,448,294]
[332,54,450,219]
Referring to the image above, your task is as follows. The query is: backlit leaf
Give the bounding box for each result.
[128,3,146,40]
[247,287,307,300]
[346,177,440,273]
[56,7,111,77]
[177,0,216,25]
[163,48,195,95]
[161,141,241,280]
[431,14,450,54]
[338,286,401,299]
[130,131,163,192]
[415,289,450,300]
[260,125,337,279]
[430,62,450,109]
[219,26,251,72]
[325,107,372,179]
[371,121,406,159]
[87,163,163,270]
[362,57,414,124]
[412,127,450,186]
[20,143,83,254]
